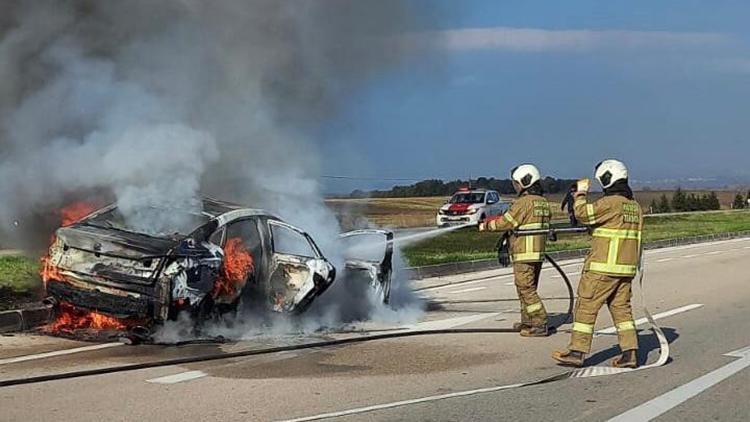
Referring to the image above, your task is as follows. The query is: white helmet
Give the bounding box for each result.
[510,164,541,189]
[595,159,628,189]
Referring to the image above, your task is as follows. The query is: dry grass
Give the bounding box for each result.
[327,190,742,229]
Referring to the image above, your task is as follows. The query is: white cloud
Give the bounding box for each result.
[421,27,730,52]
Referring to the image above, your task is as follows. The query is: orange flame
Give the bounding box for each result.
[212,237,254,301]
[60,202,98,227]
[43,302,131,333]
[40,256,63,284]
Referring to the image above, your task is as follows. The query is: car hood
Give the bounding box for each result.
[55,224,180,259]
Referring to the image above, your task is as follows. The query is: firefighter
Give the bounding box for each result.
[552,159,643,368]
[480,164,551,337]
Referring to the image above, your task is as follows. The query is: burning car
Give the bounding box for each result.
[41,198,393,333]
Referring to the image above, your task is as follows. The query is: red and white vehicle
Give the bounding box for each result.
[436,188,510,227]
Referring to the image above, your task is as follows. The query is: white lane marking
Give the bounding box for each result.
[420,237,750,293]
[0,342,123,366]
[281,304,706,422]
[595,304,703,335]
[278,382,527,422]
[448,286,487,294]
[402,313,500,331]
[681,254,698,259]
[423,262,582,292]
[505,281,516,286]
[608,345,750,422]
[146,370,208,384]
[705,250,722,255]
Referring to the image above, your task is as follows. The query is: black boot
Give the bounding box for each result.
[612,350,638,368]
[552,350,585,367]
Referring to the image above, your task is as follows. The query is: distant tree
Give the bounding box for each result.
[684,193,700,211]
[649,199,658,214]
[708,192,721,210]
[658,194,671,213]
[733,193,746,209]
[698,194,711,211]
[672,188,688,212]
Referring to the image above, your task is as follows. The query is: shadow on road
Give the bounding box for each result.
[585,327,679,366]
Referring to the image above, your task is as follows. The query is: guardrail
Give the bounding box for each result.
[405,230,750,280]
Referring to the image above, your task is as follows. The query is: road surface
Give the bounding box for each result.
[1,238,749,421]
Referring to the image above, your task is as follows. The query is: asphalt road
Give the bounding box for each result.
[1,238,749,421]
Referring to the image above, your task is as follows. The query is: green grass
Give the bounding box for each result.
[0,256,41,292]
[402,210,750,267]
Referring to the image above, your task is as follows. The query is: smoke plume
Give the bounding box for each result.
[0,0,429,329]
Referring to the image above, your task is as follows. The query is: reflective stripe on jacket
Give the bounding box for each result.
[574,193,643,276]
[486,194,551,263]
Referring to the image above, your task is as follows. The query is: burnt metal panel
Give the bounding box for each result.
[47,282,152,319]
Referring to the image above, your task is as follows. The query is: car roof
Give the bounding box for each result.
[453,189,493,194]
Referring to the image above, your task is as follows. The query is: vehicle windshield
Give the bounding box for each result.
[449,193,485,204]
[84,207,211,238]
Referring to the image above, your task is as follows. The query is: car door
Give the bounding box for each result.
[210,218,265,305]
[267,220,335,313]
[338,229,394,303]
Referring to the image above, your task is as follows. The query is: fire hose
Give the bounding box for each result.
[0,228,668,388]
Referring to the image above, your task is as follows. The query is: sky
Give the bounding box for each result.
[319,0,750,193]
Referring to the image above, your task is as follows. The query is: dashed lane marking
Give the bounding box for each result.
[594,304,704,335]
[146,370,207,384]
[278,382,527,422]
[0,343,123,366]
[447,286,487,294]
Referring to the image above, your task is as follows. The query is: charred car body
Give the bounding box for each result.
[43,198,393,327]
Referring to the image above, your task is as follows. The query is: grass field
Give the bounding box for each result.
[326,191,741,229]
[0,255,42,310]
[402,210,750,266]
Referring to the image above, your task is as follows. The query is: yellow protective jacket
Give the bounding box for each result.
[485,193,551,263]
[574,193,643,277]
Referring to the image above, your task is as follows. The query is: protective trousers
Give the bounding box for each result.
[569,271,638,353]
[513,262,548,327]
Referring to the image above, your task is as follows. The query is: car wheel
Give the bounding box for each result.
[480,213,486,223]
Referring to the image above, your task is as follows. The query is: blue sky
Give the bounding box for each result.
[321,1,750,192]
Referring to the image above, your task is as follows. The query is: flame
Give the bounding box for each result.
[40,256,62,284]
[43,302,131,333]
[60,202,98,227]
[40,202,99,284]
[212,237,254,301]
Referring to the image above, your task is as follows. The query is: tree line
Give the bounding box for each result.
[350,176,578,198]
[649,188,750,213]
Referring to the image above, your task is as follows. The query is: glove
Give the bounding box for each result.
[576,178,591,194]
[478,222,486,232]
[496,232,511,267]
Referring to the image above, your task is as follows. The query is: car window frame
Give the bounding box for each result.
[268,220,323,259]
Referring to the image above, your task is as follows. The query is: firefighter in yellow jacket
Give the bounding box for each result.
[480,164,551,337]
[553,159,642,368]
